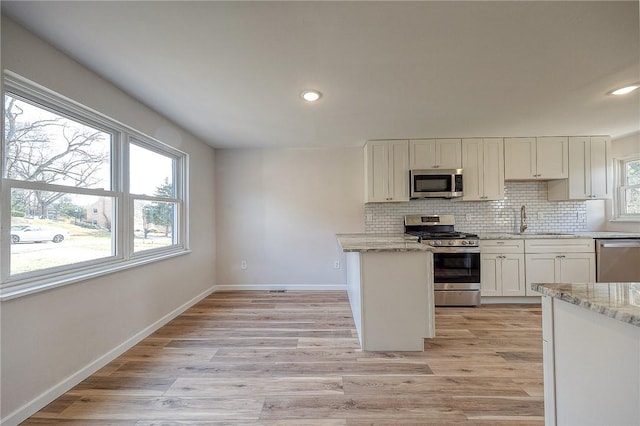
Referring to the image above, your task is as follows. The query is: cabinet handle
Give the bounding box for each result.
[433,165,440,168]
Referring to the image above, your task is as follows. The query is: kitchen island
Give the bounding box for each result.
[533,282,640,426]
[337,234,434,351]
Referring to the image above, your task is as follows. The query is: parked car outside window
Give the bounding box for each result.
[10,225,69,244]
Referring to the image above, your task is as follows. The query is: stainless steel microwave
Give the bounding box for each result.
[410,169,463,199]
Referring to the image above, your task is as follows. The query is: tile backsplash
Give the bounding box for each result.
[364,181,587,234]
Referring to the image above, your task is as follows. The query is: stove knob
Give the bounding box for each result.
[461,240,468,245]
[435,240,442,246]
[448,240,455,246]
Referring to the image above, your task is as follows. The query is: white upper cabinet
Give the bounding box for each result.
[365,140,410,203]
[504,137,568,180]
[410,139,462,170]
[547,136,612,200]
[461,138,504,201]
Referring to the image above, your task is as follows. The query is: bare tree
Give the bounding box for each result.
[4,96,110,217]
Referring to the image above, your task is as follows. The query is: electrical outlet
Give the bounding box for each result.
[366,213,373,222]
[538,212,545,219]
[334,261,340,269]
[465,213,473,221]
[240,260,247,270]
[577,212,587,220]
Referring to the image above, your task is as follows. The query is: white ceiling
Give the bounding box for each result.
[2,1,639,149]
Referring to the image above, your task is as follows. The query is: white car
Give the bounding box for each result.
[10,225,68,244]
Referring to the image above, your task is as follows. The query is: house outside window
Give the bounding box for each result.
[1,72,189,299]
[614,156,640,221]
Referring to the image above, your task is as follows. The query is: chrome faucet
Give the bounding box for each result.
[520,205,528,233]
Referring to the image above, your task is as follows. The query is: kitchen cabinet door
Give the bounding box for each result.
[410,139,461,169]
[547,136,611,200]
[481,138,505,200]
[410,139,436,169]
[525,252,595,296]
[461,139,483,200]
[365,141,391,202]
[501,254,526,296]
[505,137,568,180]
[389,140,410,201]
[588,136,611,199]
[365,140,409,203]
[436,139,462,169]
[559,253,595,283]
[481,254,501,296]
[504,138,537,179]
[481,252,525,296]
[536,137,568,179]
[461,138,504,201]
[525,253,558,296]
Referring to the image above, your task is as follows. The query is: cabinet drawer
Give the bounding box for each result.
[525,238,594,253]
[480,239,524,254]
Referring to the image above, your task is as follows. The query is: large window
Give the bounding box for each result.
[614,156,640,221]
[1,72,189,299]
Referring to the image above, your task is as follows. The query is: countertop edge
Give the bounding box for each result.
[336,233,431,253]
[532,283,640,328]
[478,232,640,240]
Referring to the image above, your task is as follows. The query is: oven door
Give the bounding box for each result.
[432,249,480,290]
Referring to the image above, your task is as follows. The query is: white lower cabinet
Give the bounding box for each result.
[482,238,596,298]
[480,240,526,296]
[525,239,595,296]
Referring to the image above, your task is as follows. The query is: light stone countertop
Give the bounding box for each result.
[477,231,640,240]
[336,233,430,252]
[532,282,640,327]
[338,231,640,252]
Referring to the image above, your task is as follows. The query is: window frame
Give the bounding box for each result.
[613,155,640,222]
[1,71,190,300]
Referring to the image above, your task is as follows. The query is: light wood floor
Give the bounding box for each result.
[25,291,544,425]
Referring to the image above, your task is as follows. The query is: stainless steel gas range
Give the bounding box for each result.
[404,214,480,307]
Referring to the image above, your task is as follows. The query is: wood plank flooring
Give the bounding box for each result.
[25,291,544,425]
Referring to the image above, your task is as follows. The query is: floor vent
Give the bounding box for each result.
[269,290,286,293]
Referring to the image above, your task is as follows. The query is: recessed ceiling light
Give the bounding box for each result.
[301,90,322,102]
[611,85,640,96]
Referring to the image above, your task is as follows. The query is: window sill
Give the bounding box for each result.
[609,218,640,223]
[0,249,191,302]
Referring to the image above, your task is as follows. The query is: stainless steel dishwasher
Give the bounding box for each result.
[596,239,640,282]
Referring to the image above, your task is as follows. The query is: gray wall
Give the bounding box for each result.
[215,147,364,288]
[1,17,217,423]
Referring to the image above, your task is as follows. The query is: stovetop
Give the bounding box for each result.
[404,214,479,247]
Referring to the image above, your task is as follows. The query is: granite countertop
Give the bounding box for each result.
[532,282,640,327]
[478,231,640,240]
[336,233,431,252]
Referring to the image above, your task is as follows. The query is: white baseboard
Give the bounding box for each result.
[213,284,347,292]
[1,285,216,426]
